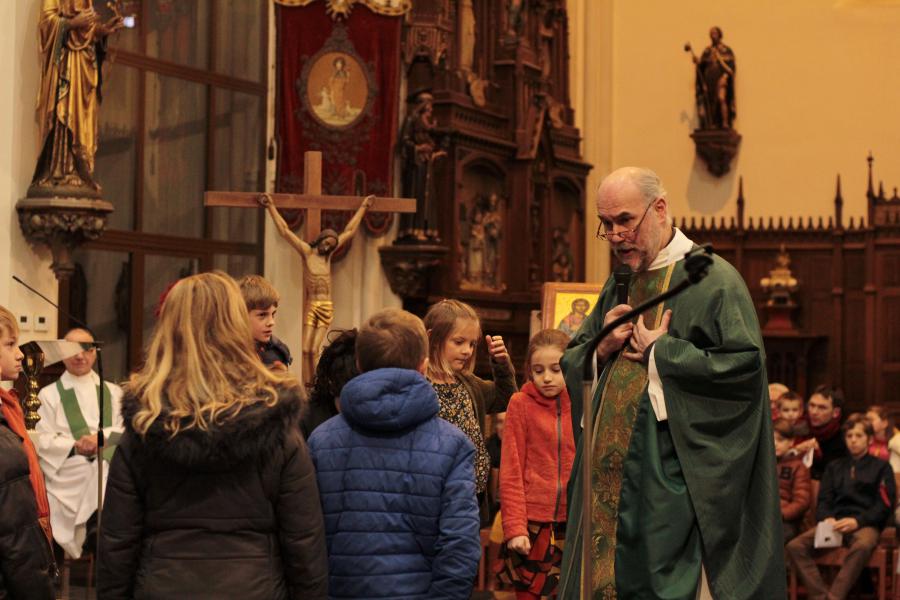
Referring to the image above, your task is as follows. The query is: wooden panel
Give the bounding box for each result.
[844,251,866,291]
[878,251,900,287]
[880,294,900,363]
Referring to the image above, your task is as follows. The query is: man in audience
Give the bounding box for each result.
[35,328,124,559]
[794,385,848,480]
[786,413,895,600]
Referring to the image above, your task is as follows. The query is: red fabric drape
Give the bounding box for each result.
[276,5,401,235]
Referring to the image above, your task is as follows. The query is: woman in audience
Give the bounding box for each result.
[98,271,327,599]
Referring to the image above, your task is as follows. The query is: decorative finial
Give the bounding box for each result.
[736,176,745,229]
[867,152,875,199]
[834,174,843,228]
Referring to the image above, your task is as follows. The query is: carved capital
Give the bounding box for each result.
[16,197,114,280]
[690,128,741,177]
[378,243,448,298]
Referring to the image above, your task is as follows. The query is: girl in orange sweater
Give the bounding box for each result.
[497,329,576,599]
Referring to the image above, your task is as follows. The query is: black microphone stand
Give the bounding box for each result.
[12,275,108,559]
[577,244,714,598]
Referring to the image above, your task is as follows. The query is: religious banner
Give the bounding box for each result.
[276,0,408,241]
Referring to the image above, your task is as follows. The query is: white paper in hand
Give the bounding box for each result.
[814,520,843,549]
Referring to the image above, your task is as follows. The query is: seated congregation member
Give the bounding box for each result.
[769,382,789,420]
[99,272,327,600]
[238,275,293,370]
[300,329,358,439]
[773,418,811,543]
[35,327,124,560]
[308,308,481,600]
[796,385,848,480]
[0,306,55,599]
[786,413,895,600]
[866,404,900,472]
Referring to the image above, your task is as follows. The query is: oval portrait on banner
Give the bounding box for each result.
[305,51,369,129]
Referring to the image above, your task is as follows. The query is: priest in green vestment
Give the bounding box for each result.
[558,167,785,600]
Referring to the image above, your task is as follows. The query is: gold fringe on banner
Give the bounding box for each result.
[273,0,411,20]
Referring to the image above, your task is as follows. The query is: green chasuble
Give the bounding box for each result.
[56,380,118,461]
[558,250,785,600]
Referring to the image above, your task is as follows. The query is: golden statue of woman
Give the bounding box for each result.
[30,0,124,199]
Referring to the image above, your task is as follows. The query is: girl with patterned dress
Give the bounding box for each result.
[497,329,576,599]
[424,299,517,498]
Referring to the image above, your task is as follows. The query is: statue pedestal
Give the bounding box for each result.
[690,128,741,177]
[16,196,114,280]
[762,302,798,333]
[378,244,448,298]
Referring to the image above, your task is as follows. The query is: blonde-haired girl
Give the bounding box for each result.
[98,271,328,599]
[423,299,517,496]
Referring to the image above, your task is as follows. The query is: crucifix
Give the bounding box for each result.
[205,151,416,386]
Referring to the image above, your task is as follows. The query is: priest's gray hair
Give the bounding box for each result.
[625,167,667,203]
[597,166,672,225]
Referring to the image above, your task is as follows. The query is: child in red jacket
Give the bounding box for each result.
[497,329,576,599]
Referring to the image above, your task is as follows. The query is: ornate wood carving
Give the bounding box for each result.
[676,156,900,409]
[388,0,590,373]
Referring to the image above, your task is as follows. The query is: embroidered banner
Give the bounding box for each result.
[276,2,403,236]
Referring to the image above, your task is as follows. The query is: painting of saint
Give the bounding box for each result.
[306,52,368,128]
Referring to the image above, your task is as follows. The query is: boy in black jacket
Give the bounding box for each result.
[786,413,896,600]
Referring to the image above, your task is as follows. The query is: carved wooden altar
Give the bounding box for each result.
[382,0,591,372]
[678,156,900,410]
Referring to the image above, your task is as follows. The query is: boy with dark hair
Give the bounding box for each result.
[787,413,895,599]
[773,418,811,542]
[237,275,293,370]
[308,308,481,599]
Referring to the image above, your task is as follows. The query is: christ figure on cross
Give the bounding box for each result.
[258,192,374,385]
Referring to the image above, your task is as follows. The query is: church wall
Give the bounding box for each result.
[0,0,59,344]
[571,0,900,283]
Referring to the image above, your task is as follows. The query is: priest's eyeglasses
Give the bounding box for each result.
[595,200,655,242]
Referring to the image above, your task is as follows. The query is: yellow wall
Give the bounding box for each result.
[571,0,900,282]
[0,0,59,342]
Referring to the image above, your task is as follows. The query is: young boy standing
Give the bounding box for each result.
[773,418,811,542]
[786,413,895,599]
[0,305,55,597]
[308,308,481,599]
[238,275,293,370]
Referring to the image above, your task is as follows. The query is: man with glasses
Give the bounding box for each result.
[558,167,784,599]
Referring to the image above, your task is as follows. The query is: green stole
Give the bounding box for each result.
[589,264,675,598]
[57,380,116,461]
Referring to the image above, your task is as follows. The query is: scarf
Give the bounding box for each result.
[0,388,53,544]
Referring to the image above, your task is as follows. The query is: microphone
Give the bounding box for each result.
[613,264,632,306]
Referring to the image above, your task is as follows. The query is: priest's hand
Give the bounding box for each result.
[596,304,634,364]
[833,517,860,534]
[74,434,98,456]
[508,535,531,555]
[622,310,672,363]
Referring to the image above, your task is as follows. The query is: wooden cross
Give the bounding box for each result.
[204,151,416,239]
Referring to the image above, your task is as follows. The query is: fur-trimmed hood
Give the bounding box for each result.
[121,386,303,472]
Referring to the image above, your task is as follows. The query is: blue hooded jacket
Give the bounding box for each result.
[308,368,481,600]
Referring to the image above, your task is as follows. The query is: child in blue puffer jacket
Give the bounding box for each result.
[308,308,481,600]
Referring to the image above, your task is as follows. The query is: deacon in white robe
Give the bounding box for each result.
[35,328,123,558]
